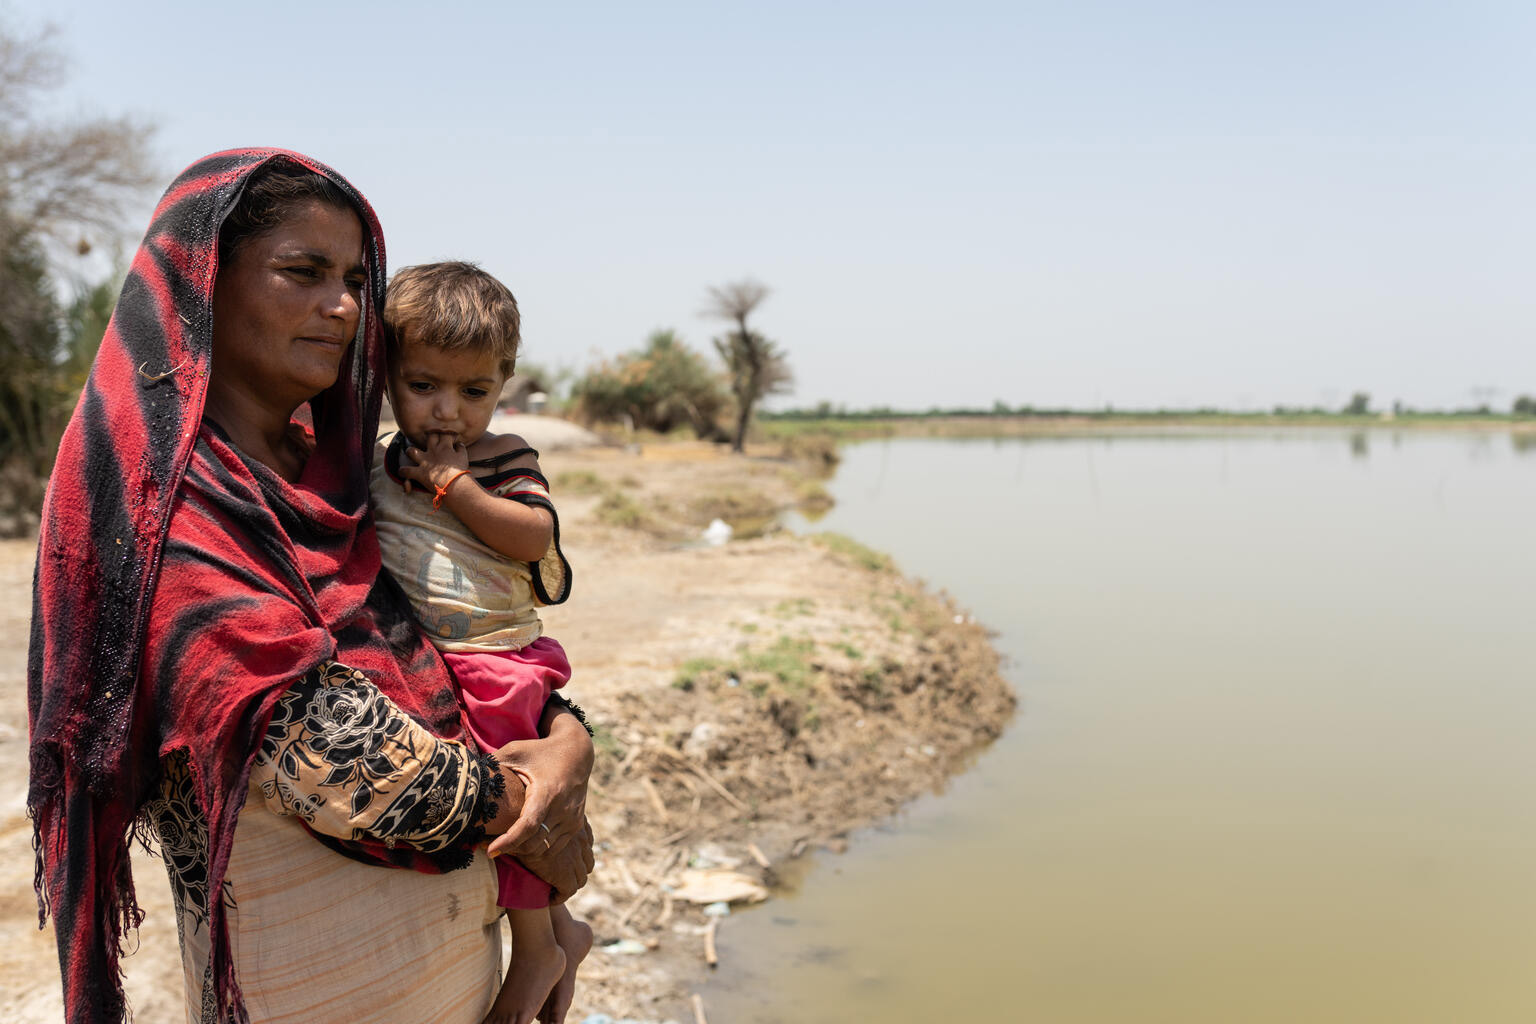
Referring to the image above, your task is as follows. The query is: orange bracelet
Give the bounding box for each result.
[432,469,472,512]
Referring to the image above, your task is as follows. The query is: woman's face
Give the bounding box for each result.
[211,200,366,409]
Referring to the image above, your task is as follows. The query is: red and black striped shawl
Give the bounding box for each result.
[27,149,467,1023]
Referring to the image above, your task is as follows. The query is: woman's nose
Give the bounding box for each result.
[323,284,360,324]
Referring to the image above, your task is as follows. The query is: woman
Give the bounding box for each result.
[27,149,594,1024]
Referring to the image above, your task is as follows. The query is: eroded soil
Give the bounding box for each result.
[0,437,1014,1023]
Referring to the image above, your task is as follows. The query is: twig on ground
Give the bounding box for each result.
[704,918,719,968]
[641,775,670,822]
[615,884,656,930]
[656,747,751,812]
[660,827,694,846]
[614,857,641,895]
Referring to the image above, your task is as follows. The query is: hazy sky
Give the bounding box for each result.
[24,1,1536,411]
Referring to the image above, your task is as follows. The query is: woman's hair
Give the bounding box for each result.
[217,159,355,265]
[384,261,521,377]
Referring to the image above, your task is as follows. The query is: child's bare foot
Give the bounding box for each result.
[482,913,566,1024]
[539,905,593,1024]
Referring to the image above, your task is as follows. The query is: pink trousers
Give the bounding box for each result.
[446,636,571,909]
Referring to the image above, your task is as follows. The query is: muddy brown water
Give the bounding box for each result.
[700,430,1536,1023]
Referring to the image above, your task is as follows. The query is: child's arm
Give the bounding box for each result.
[397,432,554,561]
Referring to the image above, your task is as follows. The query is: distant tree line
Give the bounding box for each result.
[570,278,791,450]
[763,393,1536,421]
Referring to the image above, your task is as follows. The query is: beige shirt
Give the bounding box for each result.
[207,794,503,1024]
[370,435,570,653]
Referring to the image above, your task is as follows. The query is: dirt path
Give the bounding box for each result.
[0,438,1014,1023]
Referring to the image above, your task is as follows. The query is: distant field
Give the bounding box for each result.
[758,411,1536,442]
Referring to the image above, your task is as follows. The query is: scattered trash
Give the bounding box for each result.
[953,614,965,624]
[601,939,650,955]
[702,518,733,546]
[701,901,731,918]
[669,868,769,905]
[682,722,722,761]
[688,842,742,870]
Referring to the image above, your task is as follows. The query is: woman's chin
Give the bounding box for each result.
[292,361,347,400]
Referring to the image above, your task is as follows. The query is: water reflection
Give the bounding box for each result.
[715,429,1536,1024]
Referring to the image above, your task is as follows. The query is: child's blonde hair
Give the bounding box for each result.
[384,261,521,377]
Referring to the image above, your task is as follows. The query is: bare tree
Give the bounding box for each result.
[704,279,792,451]
[0,23,156,268]
[0,21,156,531]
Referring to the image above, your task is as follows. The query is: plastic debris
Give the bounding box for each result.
[702,518,733,546]
[689,843,743,870]
[669,868,769,905]
[682,722,722,761]
[702,901,732,918]
[601,939,649,955]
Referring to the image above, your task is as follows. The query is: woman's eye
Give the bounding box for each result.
[286,266,318,279]
[345,276,366,292]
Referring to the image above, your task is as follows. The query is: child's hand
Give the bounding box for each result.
[397,432,471,495]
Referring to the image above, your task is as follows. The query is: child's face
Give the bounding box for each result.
[386,340,507,448]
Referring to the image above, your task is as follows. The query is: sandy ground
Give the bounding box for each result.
[0,425,1014,1023]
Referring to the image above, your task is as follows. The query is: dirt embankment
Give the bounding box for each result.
[0,435,1015,1023]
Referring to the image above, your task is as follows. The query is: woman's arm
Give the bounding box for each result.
[249,660,592,897]
[251,660,517,851]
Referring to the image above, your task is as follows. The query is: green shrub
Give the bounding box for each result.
[571,329,728,436]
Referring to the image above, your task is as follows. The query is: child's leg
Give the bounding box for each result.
[483,908,566,1024]
[541,903,594,1024]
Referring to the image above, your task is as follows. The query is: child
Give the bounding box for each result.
[370,261,591,1024]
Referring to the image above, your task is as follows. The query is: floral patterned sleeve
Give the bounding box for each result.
[249,660,501,852]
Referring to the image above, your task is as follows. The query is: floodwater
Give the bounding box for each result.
[701,429,1536,1023]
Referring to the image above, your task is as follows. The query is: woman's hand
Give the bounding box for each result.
[488,709,594,860]
[396,432,470,494]
[506,818,595,904]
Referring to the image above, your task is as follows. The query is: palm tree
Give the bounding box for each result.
[704,279,792,452]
